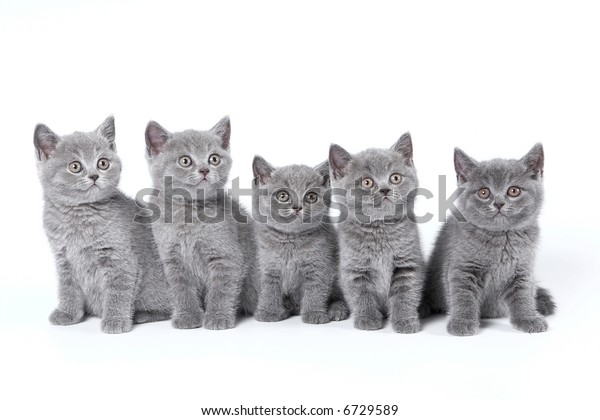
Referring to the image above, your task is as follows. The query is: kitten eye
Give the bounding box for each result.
[361,178,374,188]
[179,156,192,167]
[304,192,318,204]
[208,154,221,166]
[478,188,491,199]
[275,191,290,202]
[68,161,82,173]
[507,186,521,197]
[97,158,110,170]
[390,173,402,184]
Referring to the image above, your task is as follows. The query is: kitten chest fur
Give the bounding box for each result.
[259,227,335,296]
[153,199,238,281]
[44,199,135,316]
[340,220,419,304]
[453,223,539,317]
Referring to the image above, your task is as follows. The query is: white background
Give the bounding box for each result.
[1,1,599,418]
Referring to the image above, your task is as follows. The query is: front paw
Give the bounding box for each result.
[512,316,548,333]
[101,317,133,334]
[354,316,384,331]
[447,317,479,336]
[172,312,203,329]
[302,311,330,325]
[328,301,350,321]
[392,316,421,334]
[204,315,236,330]
[255,308,289,322]
[49,309,83,326]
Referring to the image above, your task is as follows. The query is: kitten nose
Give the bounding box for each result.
[292,206,302,213]
[89,174,99,182]
[379,188,391,195]
[199,168,210,176]
[494,201,505,209]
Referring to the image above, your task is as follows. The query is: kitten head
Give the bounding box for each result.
[145,116,232,199]
[329,133,417,222]
[454,143,544,231]
[34,116,122,205]
[252,156,330,232]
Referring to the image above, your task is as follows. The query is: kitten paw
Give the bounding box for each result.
[203,315,236,330]
[255,308,290,322]
[392,316,421,334]
[354,316,384,331]
[49,309,83,326]
[302,311,330,324]
[512,316,548,333]
[328,301,350,321]
[447,317,479,336]
[101,317,133,334]
[172,312,203,329]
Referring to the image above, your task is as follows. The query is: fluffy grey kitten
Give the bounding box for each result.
[422,144,556,336]
[34,116,171,334]
[251,157,350,324]
[329,133,425,333]
[145,116,258,330]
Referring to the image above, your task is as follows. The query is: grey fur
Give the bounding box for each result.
[34,117,171,334]
[251,157,350,324]
[422,144,556,335]
[145,116,259,330]
[329,133,425,333]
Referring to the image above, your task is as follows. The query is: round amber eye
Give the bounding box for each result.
[276,191,289,202]
[390,173,402,184]
[97,158,110,170]
[478,188,490,199]
[304,192,318,204]
[361,178,374,188]
[68,161,82,173]
[508,186,521,197]
[179,156,192,167]
[208,154,221,165]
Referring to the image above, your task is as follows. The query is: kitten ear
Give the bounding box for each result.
[521,143,544,177]
[314,160,331,186]
[34,123,60,161]
[391,132,413,166]
[96,115,116,150]
[145,121,170,157]
[253,155,275,185]
[329,144,352,180]
[454,148,478,183]
[210,115,231,150]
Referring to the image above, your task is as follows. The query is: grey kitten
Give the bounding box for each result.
[251,157,350,324]
[329,133,425,333]
[145,116,259,330]
[34,116,171,334]
[422,144,556,336]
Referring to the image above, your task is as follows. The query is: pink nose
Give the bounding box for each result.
[199,169,209,176]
